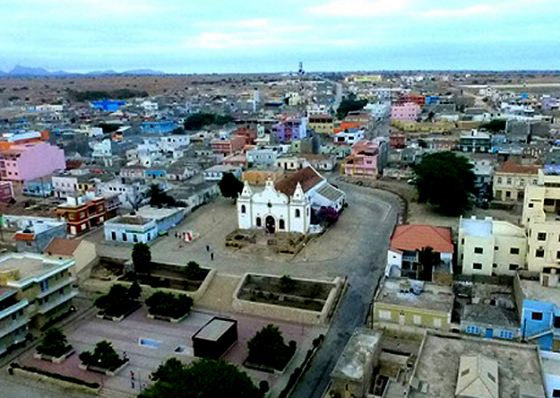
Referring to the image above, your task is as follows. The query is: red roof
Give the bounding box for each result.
[275,166,323,196]
[497,161,540,175]
[390,224,454,253]
[43,238,82,256]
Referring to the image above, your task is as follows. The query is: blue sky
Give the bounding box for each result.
[1,0,559,73]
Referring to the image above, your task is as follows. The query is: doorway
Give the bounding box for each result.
[265,216,276,234]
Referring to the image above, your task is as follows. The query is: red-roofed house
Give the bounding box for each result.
[386,224,454,278]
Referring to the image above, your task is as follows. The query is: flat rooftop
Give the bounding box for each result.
[409,333,545,398]
[331,328,381,383]
[519,278,560,308]
[194,318,235,341]
[109,216,153,225]
[0,253,73,285]
[460,217,492,238]
[377,279,454,313]
[0,286,16,301]
[137,206,184,220]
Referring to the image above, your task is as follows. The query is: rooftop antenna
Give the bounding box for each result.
[298,61,305,76]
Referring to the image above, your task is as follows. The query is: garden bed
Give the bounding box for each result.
[9,362,101,393]
[33,347,75,364]
[244,347,297,374]
[119,262,209,292]
[79,358,129,377]
[237,275,333,312]
[147,312,190,323]
[97,302,141,322]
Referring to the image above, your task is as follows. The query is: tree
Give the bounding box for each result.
[219,173,244,200]
[140,358,263,398]
[79,340,125,371]
[247,324,295,370]
[36,328,71,358]
[94,284,139,317]
[279,275,296,293]
[132,242,151,275]
[336,93,368,120]
[145,291,193,319]
[128,280,142,300]
[480,119,506,133]
[184,261,205,280]
[417,246,439,281]
[148,184,176,207]
[413,152,476,216]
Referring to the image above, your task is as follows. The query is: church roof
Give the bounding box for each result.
[275,166,323,196]
[316,183,345,202]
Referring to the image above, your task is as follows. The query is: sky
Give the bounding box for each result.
[1,0,559,73]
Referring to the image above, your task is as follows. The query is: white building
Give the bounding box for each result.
[333,129,365,145]
[104,215,157,244]
[237,166,345,234]
[203,165,242,182]
[96,178,148,210]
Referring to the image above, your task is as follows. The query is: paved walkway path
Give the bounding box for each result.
[195,273,240,312]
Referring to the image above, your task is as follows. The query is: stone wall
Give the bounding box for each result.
[231,273,343,325]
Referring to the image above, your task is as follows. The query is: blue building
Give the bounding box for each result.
[91,99,126,112]
[141,121,177,134]
[145,169,167,180]
[23,179,53,197]
[425,95,440,105]
[460,303,520,340]
[516,272,560,352]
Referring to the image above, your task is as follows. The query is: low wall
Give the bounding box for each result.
[11,368,101,394]
[232,273,343,325]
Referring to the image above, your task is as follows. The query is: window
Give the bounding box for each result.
[532,312,543,321]
[528,203,534,208]
[413,315,422,325]
[133,234,138,243]
[474,247,483,254]
[508,248,519,255]
[295,209,301,218]
[536,249,545,258]
[111,231,116,241]
[461,369,470,377]
[499,330,514,339]
[497,177,502,184]
[487,373,496,383]
[256,217,262,227]
[494,246,498,251]
[554,316,560,328]
[378,310,391,320]
[493,263,497,268]
[466,326,480,334]
[241,205,246,214]
[279,219,285,230]
[40,280,48,292]
[122,233,127,242]
[433,318,442,328]
[538,232,547,241]
[544,198,555,206]
[473,263,483,270]
[552,389,560,398]
[509,264,518,271]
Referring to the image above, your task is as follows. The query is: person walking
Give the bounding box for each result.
[206,244,210,252]
[211,252,214,261]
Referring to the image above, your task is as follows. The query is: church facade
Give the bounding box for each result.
[237,166,345,234]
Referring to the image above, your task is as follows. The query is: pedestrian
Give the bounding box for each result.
[206,244,209,252]
[211,252,214,261]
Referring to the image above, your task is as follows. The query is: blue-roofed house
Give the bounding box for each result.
[91,99,126,112]
[141,121,177,134]
[516,270,560,352]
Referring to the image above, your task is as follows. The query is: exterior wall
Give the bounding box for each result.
[386,249,403,277]
[493,233,527,274]
[52,176,79,198]
[0,143,65,183]
[460,321,519,340]
[493,171,538,202]
[16,225,67,254]
[459,233,494,275]
[57,198,106,235]
[103,221,157,244]
[71,241,98,276]
[0,295,29,355]
[390,102,420,121]
[373,302,450,332]
[152,210,185,233]
[521,299,559,350]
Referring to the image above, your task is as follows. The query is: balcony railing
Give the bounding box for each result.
[0,300,29,322]
[37,277,76,299]
[0,316,30,339]
[38,290,78,315]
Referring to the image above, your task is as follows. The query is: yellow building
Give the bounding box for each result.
[242,168,284,186]
[373,278,454,334]
[345,74,382,83]
[308,114,334,135]
[493,161,539,202]
[458,216,527,276]
[522,167,560,272]
[0,253,78,335]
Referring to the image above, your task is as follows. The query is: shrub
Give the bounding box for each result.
[146,291,193,319]
[247,325,295,370]
[9,363,100,389]
[36,328,71,358]
[94,284,139,317]
[259,380,269,393]
[279,275,295,293]
[79,340,125,371]
[184,261,205,280]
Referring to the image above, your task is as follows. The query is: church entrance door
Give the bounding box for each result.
[265,216,276,233]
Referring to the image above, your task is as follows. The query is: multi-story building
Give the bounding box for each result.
[104,215,157,244]
[308,114,333,135]
[0,286,29,355]
[341,140,379,179]
[211,134,246,156]
[140,120,177,134]
[56,195,107,235]
[458,216,527,275]
[516,271,560,352]
[522,167,560,273]
[0,253,78,336]
[0,142,65,184]
[390,102,421,121]
[246,147,281,167]
[2,215,67,253]
[272,117,307,143]
[459,130,491,153]
[493,161,539,202]
[333,128,364,145]
[203,165,242,182]
[96,178,148,210]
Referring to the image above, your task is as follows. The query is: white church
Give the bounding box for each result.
[237,166,345,234]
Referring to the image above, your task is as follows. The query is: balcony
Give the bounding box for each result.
[38,290,78,315]
[0,316,30,339]
[0,299,29,322]
[36,277,76,299]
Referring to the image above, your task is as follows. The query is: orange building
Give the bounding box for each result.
[56,196,107,235]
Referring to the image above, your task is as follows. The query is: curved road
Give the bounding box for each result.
[291,180,399,398]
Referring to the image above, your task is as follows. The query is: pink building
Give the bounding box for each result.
[341,140,379,179]
[0,142,65,184]
[390,102,421,121]
[211,135,247,156]
[0,181,14,203]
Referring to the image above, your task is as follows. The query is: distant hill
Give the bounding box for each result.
[0,65,166,77]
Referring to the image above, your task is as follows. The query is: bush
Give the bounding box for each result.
[94,284,139,317]
[36,328,71,358]
[259,380,269,393]
[279,275,296,293]
[79,340,126,371]
[247,325,295,371]
[146,291,193,319]
[184,261,205,280]
[9,363,100,389]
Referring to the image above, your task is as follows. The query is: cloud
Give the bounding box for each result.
[422,4,497,18]
[307,0,409,17]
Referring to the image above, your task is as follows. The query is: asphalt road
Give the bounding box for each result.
[290,181,399,398]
